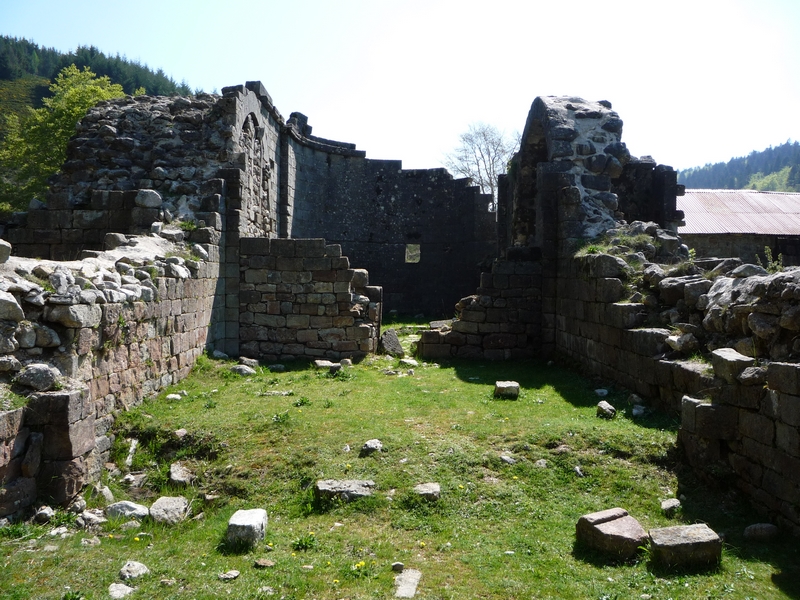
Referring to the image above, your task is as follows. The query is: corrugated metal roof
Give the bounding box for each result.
[677,190,800,235]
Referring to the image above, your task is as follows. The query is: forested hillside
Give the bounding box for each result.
[678,140,800,191]
[0,36,192,96]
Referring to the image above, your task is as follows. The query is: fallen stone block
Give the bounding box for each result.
[149,496,189,525]
[394,568,422,598]
[596,400,616,418]
[743,523,779,542]
[711,348,754,384]
[494,381,520,399]
[106,500,149,520]
[314,479,375,503]
[649,523,721,569]
[380,329,405,358]
[227,508,268,547]
[576,507,647,560]
[413,482,441,501]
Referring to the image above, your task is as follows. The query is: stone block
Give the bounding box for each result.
[712,348,755,384]
[37,457,86,506]
[44,304,102,328]
[575,507,647,560]
[150,496,189,524]
[740,412,774,446]
[494,381,520,399]
[25,389,93,426]
[314,479,375,503]
[420,343,452,359]
[649,524,721,569]
[0,476,36,517]
[768,362,800,394]
[240,238,271,255]
[0,408,24,441]
[227,508,268,547]
[695,403,738,440]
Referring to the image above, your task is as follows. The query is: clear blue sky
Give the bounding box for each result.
[2,0,799,172]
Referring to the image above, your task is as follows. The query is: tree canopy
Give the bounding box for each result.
[0,65,125,211]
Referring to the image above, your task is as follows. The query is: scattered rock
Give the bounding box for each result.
[534,459,548,468]
[340,358,353,367]
[574,466,585,477]
[596,400,616,419]
[106,501,149,520]
[594,388,608,397]
[500,455,517,465]
[268,364,285,372]
[212,350,229,360]
[169,462,194,486]
[399,358,419,368]
[218,570,240,581]
[254,558,275,568]
[743,523,779,542]
[631,405,647,418]
[135,189,163,208]
[394,568,422,598]
[494,381,520,399]
[81,536,101,546]
[359,439,383,457]
[149,496,189,525]
[227,508,268,548]
[108,583,135,598]
[649,524,722,569]
[661,498,681,517]
[34,506,55,524]
[413,482,441,501]
[79,509,108,528]
[315,479,375,503]
[230,364,256,376]
[576,507,648,560]
[239,357,259,368]
[380,329,405,358]
[166,393,182,401]
[120,560,150,580]
[392,561,405,572]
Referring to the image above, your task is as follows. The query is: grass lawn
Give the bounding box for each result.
[1,328,798,599]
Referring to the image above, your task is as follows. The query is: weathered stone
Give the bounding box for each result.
[661,498,681,517]
[380,329,405,358]
[169,462,194,486]
[135,189,163,208]
[21,432,42,478]
[394,568,422,598]
[576,507,647,560]
[0,239,11,264]
[743,523,779,542]
[106,500,149,520]
[226,508,267,547]
[0,476,35,517]
[15,363,59,391]
[120,560,150,580]
[494,381,520,399]
[0,291,24,322]
[314,479,375,502]
[108,583,135,599]
[150,496,189,524]
[359,439,383,457]
[596,400,616,418]
[230,364,256,376]
[649,524,722,568]
[711,348,754,384]
[413,482,440,501]
[44,303,102,328]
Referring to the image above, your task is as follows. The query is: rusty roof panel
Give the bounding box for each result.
[678,190,800,235]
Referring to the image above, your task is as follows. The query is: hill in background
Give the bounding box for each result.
[678,140,800,192]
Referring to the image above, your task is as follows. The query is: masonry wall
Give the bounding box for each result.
[239,237,381,362]
[0,244,220,515]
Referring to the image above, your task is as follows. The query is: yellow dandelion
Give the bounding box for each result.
[458,484,464,489]
[291,552,296,557]
[134,537,140,542]
[333,579,340,584]
[108,534,114,539]
[513,476,519,480]
[419,541,426,548]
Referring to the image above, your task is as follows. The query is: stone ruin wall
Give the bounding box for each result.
[419,96,800,534]
[0,83,797,534]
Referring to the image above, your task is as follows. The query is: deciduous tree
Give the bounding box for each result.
[0,65,125,211]
[443,123,518,210]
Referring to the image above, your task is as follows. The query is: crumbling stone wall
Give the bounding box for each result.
[419,95,799,534]
[0,236,219,515]
[239,238,380,361]
[2,82,495,318]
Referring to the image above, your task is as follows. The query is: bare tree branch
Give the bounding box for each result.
[443,122,518,211]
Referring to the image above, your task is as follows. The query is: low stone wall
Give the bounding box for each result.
[418,252,541,360]
[239,238,381,361]
[0,235,220,515]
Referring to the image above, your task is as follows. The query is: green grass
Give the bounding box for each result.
[1,337,798,599]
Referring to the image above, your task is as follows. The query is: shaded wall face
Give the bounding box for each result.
[286,146,497,317]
